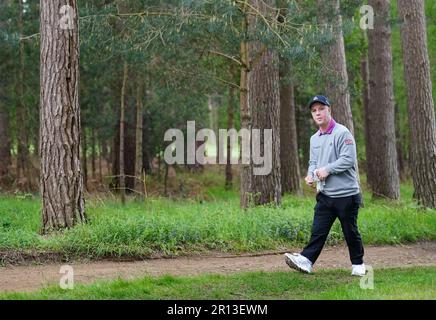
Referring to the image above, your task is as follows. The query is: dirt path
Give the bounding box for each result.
[1,242,435,293]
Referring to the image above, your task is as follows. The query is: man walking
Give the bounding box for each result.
[284,95,366,276]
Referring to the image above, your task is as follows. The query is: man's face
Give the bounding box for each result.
[310,103,331,127]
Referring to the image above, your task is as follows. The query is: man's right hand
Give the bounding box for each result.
[305,175,314,188]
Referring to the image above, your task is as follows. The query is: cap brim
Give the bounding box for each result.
[309,100,330,109]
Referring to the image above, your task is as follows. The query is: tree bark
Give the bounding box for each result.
[124,117,136,191]
[105,141,112,176]
[81,127,88,190]
[119,61,128,205]
[360,57,371,188]
[397,0,436,208]
[111,128,119,189]
[134,73,144,194]
[91,128,96,180]
[239,4,251,207]
[395,103,406,181]
[279,58,302,195]
[101,139,108,165]
[17,0,30,191]
[366,0,400,199]
[317,0,354,134]
[40,0,86,232]
[208,95,220,164]
[296,102,312,174]
[164,162,169,197]
[225,81,235,190]
[240,0,281,208]
[0,104,11,182]
[99,138,103,183]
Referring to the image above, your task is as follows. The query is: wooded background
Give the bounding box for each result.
[0,0,435,233]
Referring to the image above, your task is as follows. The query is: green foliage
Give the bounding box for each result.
[0,0,40,152]
[1,0,435,194]
[0,178,435,259]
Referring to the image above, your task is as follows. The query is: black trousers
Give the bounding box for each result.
[301,192,364,265]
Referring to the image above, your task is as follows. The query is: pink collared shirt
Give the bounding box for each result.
[319,118,336,136]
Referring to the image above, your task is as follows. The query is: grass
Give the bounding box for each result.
[2,266,435,299]
[0,170,435,260]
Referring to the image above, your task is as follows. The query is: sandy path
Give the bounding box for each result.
[1,242,435,293]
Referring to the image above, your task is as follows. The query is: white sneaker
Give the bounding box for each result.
[284,253,313,274]
[351,263,366,276]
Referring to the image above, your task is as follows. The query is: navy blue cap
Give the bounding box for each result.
[308,95,331,109]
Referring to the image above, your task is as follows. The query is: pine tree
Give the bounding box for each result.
[40,0,86,232]
[397,0,436,208]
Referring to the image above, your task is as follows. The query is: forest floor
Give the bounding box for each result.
[1,241,435,293]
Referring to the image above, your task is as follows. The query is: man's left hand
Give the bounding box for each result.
[316,167,330,181]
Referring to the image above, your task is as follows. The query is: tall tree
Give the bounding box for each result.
[366,0,400,199]
[119,61,128,205]
[397,0,436,208]
[239,0,251,207]
[279,58,302,195]
[134,73,144,195]
[225,78,235,190]
[360,56,372,187]
[208,95,220,164]
[395,103,407,181]
[40,0,86,232]
[278,2,301,196]
[0,2,12,183]
[317,0,354,134]
[81,127,88,190]
[240,0,281,208]
[0,103,11,183]
[17,0,30,190]
[91,128,96,180]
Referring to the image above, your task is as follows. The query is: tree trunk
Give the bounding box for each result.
[395,103,406,181]
[239,4,251,207]
[296,102,312,174]
[124,118,136,191]
[0,104,11,183]
[99,139,103,183]
[134,73,144,194]
[40,0,86,232]
[81,127,88,190]
[208,95,220,164]
[111,129,119,189]
[225,81,235,190]
[240,0,281,208]
[279,58,302,195]
[157,153,162,182]
[0,3,11,183]
[360,57,372,188]
[397,0,436,208]
[17,0,30,191]
[102,139,108,164]
[91,128,96,180]
[317,0,354,134]
[119,61,128,205]
[33,120,40,157]
[366,0,400,199]
[164,162,169,197]
[106,141,112,177]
